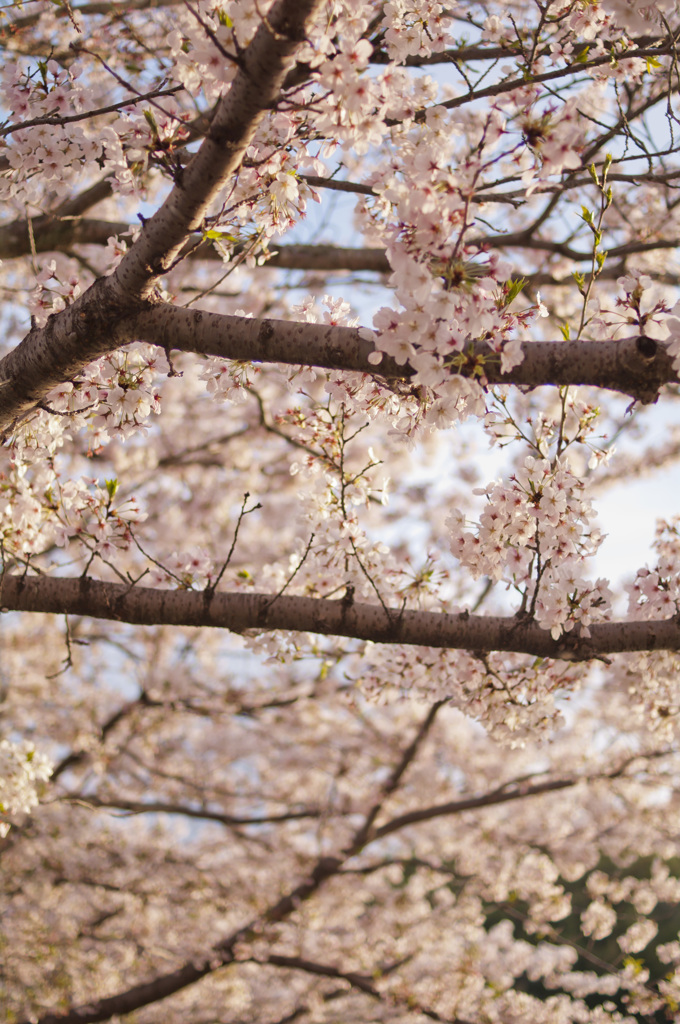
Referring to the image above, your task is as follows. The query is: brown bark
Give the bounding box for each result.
[1,574,677,660]
[0,0,327,433]
[109,0,325,299]
[135,303,677,403]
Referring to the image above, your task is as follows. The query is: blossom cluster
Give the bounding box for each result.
[148,548,217,589]
[49,477,147,560]
[106,101,192,195]
[44,345,164,445]
[603,0,677,34]
[448,456,612,639]
[2,59,100,209]
[586,268,678,347]
[357,641,589,741]
[626,517,680,620]
[382,0,455,60]
[0,450,145,561]
[0,344,160,561]
[199,357,259,403]
[0,738,52,838]
[353,105,552,416]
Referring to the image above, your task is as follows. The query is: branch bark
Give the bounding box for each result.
[372,750,669,840]
[135,303,676,402]
[0,298,671,435]
[0,0,326,432]
[0,205,393,274]
[1,574,678,660]
[250,953,467,1024]
[108,0,325,299]
[0,217,130,261]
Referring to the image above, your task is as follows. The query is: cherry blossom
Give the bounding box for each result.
[2,1,680,1022]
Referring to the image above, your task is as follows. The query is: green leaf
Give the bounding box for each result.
[105,478,119,499]
[575,46,590,63]
[572,271,585,295]
[143,109,158,134]
[624,956,645,975]
[560,322,571,341]
[203,229,237,242]
[501,276,528,308]
[580,206,594,226]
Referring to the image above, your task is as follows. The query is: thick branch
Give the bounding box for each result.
[257,243,389,273]
[0,0,325,431]
[109,0,325,299]
[2,574,679,660]
[0,298,671,434]
[178,239,392,271]
[0,276,136,433]
[0,218,130,262]
[0,212,392,273]
[7,213,680,290]
[136,304,677,402]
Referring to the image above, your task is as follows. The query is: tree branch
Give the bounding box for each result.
[1,574,679,660]
[436,41,678,115]
[7,0,184,31]
[0,209,394,275]
[0,86,184,138]
[135,304,677,403]
[0,296,670,434]
[71,795,326,827]
[372,750,671,840]
[351,701,443,849]
[0,218,130,262]
[0,0,327,432]
[251,953,471,1024]
[109,0,325,299]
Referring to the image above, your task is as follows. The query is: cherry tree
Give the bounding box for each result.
[4,0,680,1020]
